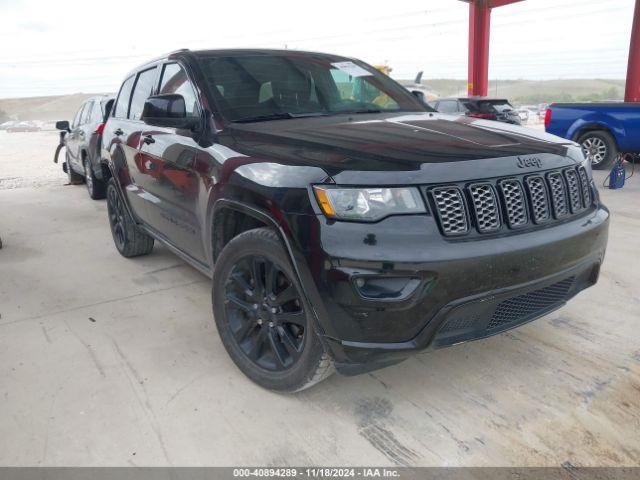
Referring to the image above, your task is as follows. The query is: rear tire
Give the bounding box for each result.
[578,130,618,170]
[84,158,106,200]
[106,178,154,257]
[212,227,333,392]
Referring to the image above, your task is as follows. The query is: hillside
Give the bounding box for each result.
[0,93,113,122]
[406,79,626,104]
[0,79,628,122]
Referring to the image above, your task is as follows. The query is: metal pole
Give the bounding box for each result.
[625,0,640,102]
[463,0,523,97]
[468,0,491,96]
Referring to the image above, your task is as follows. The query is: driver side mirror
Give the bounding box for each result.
[56,120,70,131]
[141,94,199,130]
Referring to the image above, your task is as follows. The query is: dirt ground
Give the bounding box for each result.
[0,130,639,467]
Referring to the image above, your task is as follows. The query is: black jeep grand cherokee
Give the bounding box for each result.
[101,49,609,391]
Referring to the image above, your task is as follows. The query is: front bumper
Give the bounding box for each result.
[286,204,609,375]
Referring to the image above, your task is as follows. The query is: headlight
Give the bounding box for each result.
[313,186,426,221]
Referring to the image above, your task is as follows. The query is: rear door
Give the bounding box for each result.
[136,61,205,262]
[77,100,95,164]
[104,74,150,220]
[66,102,87,171]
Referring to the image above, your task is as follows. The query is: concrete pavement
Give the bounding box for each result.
[0,134,639,466]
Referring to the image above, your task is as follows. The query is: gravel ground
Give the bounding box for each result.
[0,130,66,190]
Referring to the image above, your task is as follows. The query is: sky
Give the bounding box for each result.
[0,0,635,98]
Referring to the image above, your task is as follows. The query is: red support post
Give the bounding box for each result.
[467,1,491,96]
[462,0,524,97]
[625,0,640,102]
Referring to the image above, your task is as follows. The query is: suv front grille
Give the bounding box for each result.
[468,183,500,233]
[428,165,593,237]
[498,179,528,228]
[525,176,551,224]
[577,167,591,207]
[564,167,583,213]
[547,171,569,218]
[431,186,469,235]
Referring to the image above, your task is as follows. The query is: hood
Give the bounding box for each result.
[226,112,578,184]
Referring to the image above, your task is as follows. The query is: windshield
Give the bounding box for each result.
[196,53,426,122]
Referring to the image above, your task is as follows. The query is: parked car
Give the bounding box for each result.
[55,95,114,198]
[545,102,640,169]
[7,121,40,132]
[430,97,521,124]
[516,108,529,122]
[0,120,19,130]
[101,49,608,391]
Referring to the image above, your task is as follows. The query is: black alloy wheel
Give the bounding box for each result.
[224,255,306,371]
[212,227,333,392]
[107,183,126,251]
[105,178,154,257]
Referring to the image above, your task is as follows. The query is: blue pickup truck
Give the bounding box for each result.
[545,102,640,169]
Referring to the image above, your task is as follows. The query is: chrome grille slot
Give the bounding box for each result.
[577,167,591,207]
[525,176,551,224]
[546,171,569,218]
[563,168,582,213]
[468,183,500,233]
[431,186,469,236]
[498,179,528,228]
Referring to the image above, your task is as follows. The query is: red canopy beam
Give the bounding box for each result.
[625,0,640,102]
[461,0,524,97]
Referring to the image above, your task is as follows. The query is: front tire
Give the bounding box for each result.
[578,130,618,170]
[106,178,154,257]
[84,158,106,200]
[212,227,333,392]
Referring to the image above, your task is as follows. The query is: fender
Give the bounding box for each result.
[101,148,140,228]
[210,199,334,342]
[568,115,625,148]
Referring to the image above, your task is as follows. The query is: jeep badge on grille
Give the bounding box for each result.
[517,156,543,168]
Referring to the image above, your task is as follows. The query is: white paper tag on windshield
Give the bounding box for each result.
[331,61,372,77]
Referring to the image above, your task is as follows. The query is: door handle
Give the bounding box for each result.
[114,128,124,136]
[142,134,155,145]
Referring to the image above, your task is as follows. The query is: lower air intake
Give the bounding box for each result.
[487,276,575,331]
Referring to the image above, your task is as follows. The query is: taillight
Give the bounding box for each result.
[467,112,497,120]
[94,122,105,134]
[544,109,552,128]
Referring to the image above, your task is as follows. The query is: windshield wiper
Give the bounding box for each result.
[233,112,329,123]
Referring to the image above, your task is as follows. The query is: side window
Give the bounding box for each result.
[81,101,94,125]
[159,63,198,116]
[72,103,86,128]
[129,67,158,121]
[114,76,135,118]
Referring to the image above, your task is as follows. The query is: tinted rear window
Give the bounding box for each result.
[114,76,135,118]
[475,100,513,113]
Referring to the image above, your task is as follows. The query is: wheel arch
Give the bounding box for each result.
[570,119,623,150]
[210,199,331,339]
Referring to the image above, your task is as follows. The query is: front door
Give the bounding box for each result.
[131,61,207,262]
[136,127,204,262]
